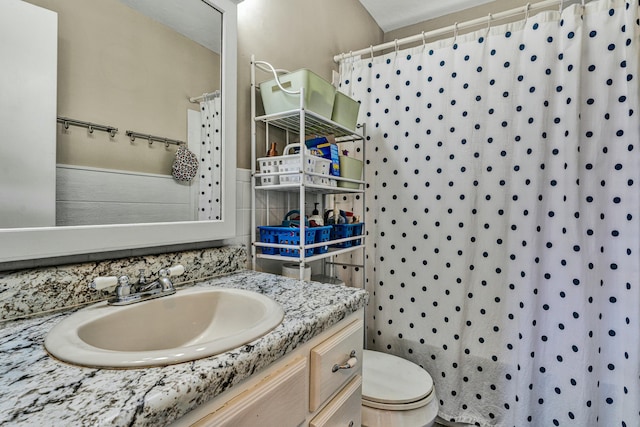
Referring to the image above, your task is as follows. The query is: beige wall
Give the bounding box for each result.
[236,0,382,169]
[27,0,220,175]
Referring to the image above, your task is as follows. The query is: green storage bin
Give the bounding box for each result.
[331,91,360,131]
[338,155,363,189]
[259,69,336,119]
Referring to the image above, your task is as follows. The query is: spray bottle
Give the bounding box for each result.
[309,203,324,226]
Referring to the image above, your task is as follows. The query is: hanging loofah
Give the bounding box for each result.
[172,145,199,182]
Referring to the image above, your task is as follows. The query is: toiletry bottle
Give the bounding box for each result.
[267,142,278,157]
[309,203,324,226]
[324,206,346,225]
[344,211,354,223]
[324,209,334,225]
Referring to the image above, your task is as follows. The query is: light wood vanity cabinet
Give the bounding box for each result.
[175,310,364,427]
[309,318,363,413]
[192,356,309,426]
[309,376,362,427]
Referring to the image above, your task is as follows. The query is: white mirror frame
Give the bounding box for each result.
[0,0,238,263]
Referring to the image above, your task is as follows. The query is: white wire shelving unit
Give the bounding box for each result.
[250,56,366,282]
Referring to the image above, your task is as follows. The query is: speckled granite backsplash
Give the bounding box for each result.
[0,246,247,321]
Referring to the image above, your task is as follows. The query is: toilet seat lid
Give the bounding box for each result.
[362,350,434,405]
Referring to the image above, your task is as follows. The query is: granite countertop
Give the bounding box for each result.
[0,270,368,426]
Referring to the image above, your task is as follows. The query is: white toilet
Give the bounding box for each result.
[361,349,439,427]
[310,276,439,426]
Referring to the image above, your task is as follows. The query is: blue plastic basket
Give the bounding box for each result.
[281,210,308,227]
[257,226,283,255]
[312,225,333,254]
[258,226,314,255]
[277,228,316,257]
[352,223,364,246]
[331,223,364,248]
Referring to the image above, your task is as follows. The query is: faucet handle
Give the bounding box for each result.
[137,269,147,285]
[116,275,132,298]
[160,264,185,278]
[89,276,118,291]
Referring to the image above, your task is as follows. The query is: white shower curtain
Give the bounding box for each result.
[198,94,222,221]
[339,0,639,425]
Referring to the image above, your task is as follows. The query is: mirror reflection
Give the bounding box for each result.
[4,0,223,228]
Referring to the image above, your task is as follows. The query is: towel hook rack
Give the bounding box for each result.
[57,116,118,137]
[126,130,184,148]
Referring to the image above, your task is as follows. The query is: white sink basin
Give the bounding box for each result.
[44,287,284,369]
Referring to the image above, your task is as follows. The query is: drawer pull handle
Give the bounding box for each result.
[332,350,357,373]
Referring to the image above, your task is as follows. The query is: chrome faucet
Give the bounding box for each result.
[133,268,177,293]
[89,265,184,306]
[157,268,178,292]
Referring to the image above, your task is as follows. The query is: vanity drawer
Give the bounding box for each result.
[309,318,363,412]
[309,375,362,427]
[192,356,308,427]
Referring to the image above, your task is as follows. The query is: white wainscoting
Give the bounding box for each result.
[56,165,197,226]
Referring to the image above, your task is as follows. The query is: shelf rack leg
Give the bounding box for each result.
[251,55,257,272]
[298,87,307,281]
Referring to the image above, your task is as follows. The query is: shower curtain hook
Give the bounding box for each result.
[88,125,94,134]
[421,31,427,49]
[369,45,374,60]
[453,22,459,44]
[524,3,531,22]
[559,0,564,14]
[394,39,399,55]
[486,13,493,32]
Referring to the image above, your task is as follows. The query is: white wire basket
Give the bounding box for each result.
[279,155,331,185]
[258,144,332,186]
[257,157,284,186]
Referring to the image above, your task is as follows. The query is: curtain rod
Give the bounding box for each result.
[189,89,220,103]
[334,0,586,63]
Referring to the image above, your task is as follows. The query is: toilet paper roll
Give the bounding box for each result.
[282,263,311,281]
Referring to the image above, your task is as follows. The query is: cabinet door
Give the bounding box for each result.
[309,375,362,427]
[309,319,363,412]
[192,357,308,427]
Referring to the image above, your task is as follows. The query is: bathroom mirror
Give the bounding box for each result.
[0,0,238,262]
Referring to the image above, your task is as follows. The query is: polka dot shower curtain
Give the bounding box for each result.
[339,0,639,425]
[198,94,222,220]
